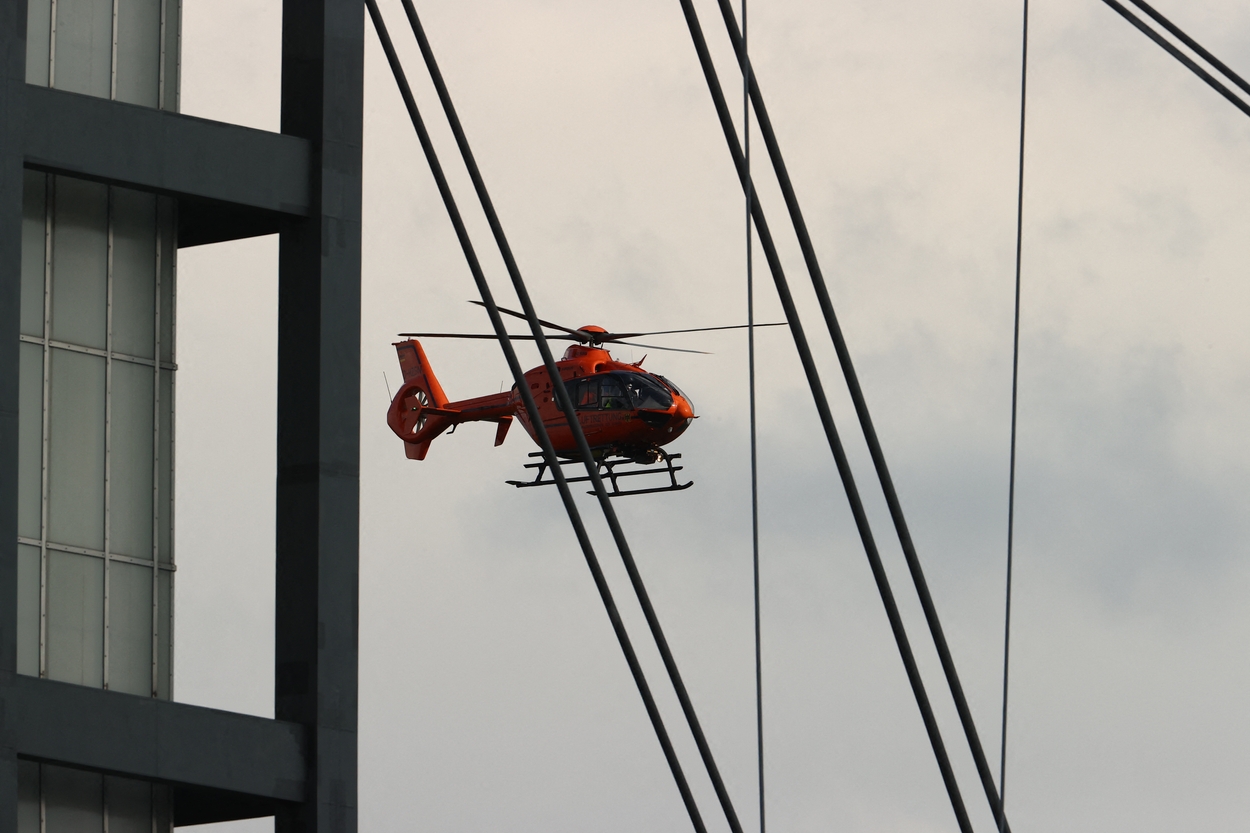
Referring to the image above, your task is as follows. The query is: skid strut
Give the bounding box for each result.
[507,450,694,497]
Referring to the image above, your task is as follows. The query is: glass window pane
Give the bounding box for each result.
[19,342,44,540]
[157,570,171,700]
[48,348,105,551]
[105,777,152,833]
[26,0,51,86]
[18,760,39,833]
[574,378,598,409]
[51,177,108,350]
[111,361,154,560]
[157,369,173,564]
[114,0,161,107]
[44,764,103,833]
[600,378,627,410]
[618,372,672,410]
[17,544,41,677]
[47,552,104,688]
[162,0,181,112]
[53,0,113,99]
[108,561,153,696]
[111,188,156,359]
[22,170,47,336]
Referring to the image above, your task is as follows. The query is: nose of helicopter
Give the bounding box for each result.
[675,396,695,421]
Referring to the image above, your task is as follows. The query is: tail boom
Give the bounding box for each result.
[387,339,517,459]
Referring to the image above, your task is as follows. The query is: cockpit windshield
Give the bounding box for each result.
[656,375,692,411]
[618,372,673,410]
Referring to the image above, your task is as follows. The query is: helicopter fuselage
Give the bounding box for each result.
[386,337,695,462]
[513,344,695,459]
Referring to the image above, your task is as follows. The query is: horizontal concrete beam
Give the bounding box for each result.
[22,85,311,246]
[4,674,305,806]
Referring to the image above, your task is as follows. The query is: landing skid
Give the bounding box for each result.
[507,450,694,497]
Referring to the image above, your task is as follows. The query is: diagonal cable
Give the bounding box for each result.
[1122,0,1250,96]
[1099,0,1250,118]
[364,3,707,829]
[707,1,1013,828]
[396,3,747,832]
[677,2,974,830]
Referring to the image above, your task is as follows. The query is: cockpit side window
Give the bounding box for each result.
[563,373,675,411]
[567,377,598,409]
[600,377,627,410]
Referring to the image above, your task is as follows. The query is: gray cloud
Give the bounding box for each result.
[174,1,1250,830]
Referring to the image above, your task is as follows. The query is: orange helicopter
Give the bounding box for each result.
[386,302,781,496]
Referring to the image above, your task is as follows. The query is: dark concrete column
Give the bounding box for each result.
[0,1,28,831]
[275,2,364,832]
[0,0,29,675]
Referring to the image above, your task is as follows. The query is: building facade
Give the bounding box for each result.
[17,2,179,830]
[2,1,362,831]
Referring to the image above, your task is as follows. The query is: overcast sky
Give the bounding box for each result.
[170,1,1250,831]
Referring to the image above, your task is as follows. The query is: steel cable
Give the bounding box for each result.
[705,2,1014,828]
[1001,1,1030,831]
[395,4,747,832]
[363,3,707,829]
[741,1,766,831]
[677,2,974,830]
[1098,0,1250,118]
[741,2,765,831]
[1123,0,1250,97]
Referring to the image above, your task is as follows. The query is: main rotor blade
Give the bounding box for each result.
[600,322,788,341]
[467,300,584,338]
[397,331,577,341]
[614,339,712,355]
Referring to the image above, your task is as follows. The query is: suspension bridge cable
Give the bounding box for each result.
[707,3,1012,829]
[1001,1,1029,831]
[1099,0,1250,118]
[676,3,975,830]
[1123,0,1250,96]
[395,4,748,832]
[363,4,708,829]
[741,3,765,832]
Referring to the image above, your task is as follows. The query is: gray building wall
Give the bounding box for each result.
[3,3,358,829]
[16,2,180,831]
